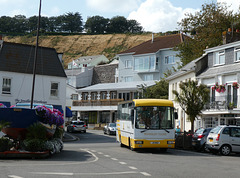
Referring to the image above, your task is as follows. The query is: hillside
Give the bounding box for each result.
[4,34,157,68]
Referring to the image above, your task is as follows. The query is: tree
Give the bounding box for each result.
[107,16,128,33]
[145,79,169,99]
[62,12,83,33]
[127,19,143,33]
[85,15,109,34]
[172,80,209,132]
[176,2,234,66]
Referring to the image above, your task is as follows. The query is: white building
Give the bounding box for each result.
[117,34,188,83]
[0,40,67,117]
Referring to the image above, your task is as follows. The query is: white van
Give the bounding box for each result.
[206,125,240,156]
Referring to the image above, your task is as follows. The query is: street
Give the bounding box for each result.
[1,130,240,178]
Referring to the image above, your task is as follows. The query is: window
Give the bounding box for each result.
[2,78,11,94]
[91,92,97,100]
[235,47,240,61]
[214,51,225,65]
[71,94,78,100]
[165,55,175,64]
[124,76,133,82]
[143,74,153,81]
[110,92,117,99]
[134,55,156,71]
[82,93,88,100]
[50,82,59,97]
[125,60,132,68]
[101,92,107,100]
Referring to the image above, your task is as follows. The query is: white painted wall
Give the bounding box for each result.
[0,71,66,116]
[168,72,196,132]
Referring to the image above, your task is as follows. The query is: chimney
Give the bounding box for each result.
[151,33,154,43]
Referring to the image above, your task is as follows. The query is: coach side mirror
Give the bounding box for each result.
[174,112,178,120]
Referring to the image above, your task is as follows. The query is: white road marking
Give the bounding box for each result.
[104,155,110,157]
[119,161,127,165]
[31,171,138,176]
[91,150,96,152]
[111,158,118,161]
[140,172,151,176]
[129,166,138,170]
[8,176,24,178]
[97,152,103,154]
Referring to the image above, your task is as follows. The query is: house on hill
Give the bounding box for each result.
[0,40,67,117]
[67,55,109,69]
[117,34,188,82]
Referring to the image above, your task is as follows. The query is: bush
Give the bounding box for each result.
[23,139,45,152]
[0,137,13,152]
[26,123,47,140]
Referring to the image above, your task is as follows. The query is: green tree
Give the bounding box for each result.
[85,15,109,34]
[62,12,83,32]
[176,2,234,66]
[107,16,128,33]
[145,79,169,99]
[172,80,209,132]
[127,19,143,33]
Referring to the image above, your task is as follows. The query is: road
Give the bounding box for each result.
[1,129,240,178]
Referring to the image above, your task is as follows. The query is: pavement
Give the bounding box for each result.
[62,132,79,142]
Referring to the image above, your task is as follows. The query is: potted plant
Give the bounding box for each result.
[228,102,234,110]
[232,82,239,89]
[213,82,226,93]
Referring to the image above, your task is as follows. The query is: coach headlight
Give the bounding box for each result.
[135,141,143,144]
[167,141,175,144]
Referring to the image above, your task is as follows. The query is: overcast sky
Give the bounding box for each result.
[0,0,239,33]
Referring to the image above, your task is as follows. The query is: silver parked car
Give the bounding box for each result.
[67,121,86,133]
[192,127,212,152]
[103,123,116,135]
[206,125,240,155]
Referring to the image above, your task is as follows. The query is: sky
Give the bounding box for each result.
[0,0,239,33]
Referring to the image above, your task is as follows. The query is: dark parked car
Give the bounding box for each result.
[192,127,212,152]
[67,121,86,133]
[103,123,116,135]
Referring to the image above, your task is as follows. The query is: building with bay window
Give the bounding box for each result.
[117,34,188,83]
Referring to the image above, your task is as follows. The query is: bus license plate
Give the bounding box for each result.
[151,142,160,144]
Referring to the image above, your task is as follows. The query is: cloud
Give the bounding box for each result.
[86,0,142,13]
[128,0,198,33]
[217,0,240,14]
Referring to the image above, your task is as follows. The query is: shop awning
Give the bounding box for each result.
[66,106,72,117]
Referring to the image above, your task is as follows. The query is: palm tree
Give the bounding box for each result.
[172,79,209,132]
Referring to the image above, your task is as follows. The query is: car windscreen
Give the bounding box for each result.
[72,122,84,125]
[109,123,116,127]
[210,126,222,134]
[195,128,204,134]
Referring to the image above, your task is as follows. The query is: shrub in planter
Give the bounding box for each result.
[23,139,45,152]
[26,123,48,140]
[0,137,13,152]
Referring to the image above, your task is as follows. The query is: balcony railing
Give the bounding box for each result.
[204,95,238,110]
[73,99,124,107]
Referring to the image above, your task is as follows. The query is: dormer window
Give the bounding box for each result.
[214,50,225,65]
[235,47,240,62]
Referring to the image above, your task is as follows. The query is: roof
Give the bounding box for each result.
[118,34,188,56]
[197,62,240,78]
[77,81,157,92]
[74,55,107,64]
[0,41,66,78]
[133,99,174,107]
[166,55,205,81]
